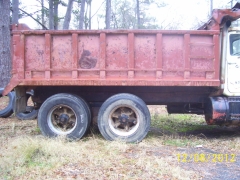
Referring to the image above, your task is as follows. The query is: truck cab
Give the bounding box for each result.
[224,29,240,96]
[204,27,240,126]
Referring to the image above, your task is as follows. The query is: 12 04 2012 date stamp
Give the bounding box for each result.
[177,153,236,163]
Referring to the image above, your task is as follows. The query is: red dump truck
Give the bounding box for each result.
[3,4,240,142]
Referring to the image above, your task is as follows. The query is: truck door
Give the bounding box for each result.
[226,32,240,94]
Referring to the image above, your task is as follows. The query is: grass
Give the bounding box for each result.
[0,136,199,179]
[162,134,210,147]
[0,96,9,110]
[151,112,216,134]
[148,106,240,148]
[0,105,240,179]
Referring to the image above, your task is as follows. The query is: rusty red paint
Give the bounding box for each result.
[72,33,78,70]
[206,111,227,125]
[7,3,240,95]
[79,50,97,69]
[4,26,220,93]
[199,3,240,30]
[204,97,228,125]
[3,26,223,95]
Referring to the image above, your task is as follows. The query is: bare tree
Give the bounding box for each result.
[53,0,59,29]
[112,0,135,29]
[49,0,54,29]
[12,0,19,24]
[84,0,92,29]
[111,0,161,29]
[88,0,92,29]
[209,0,213,17]
[106,0,111,29]
[79,0,86,29]
[19,8,48,29]
[26,0,47,29]
[84,0,89,28]
[41,0,45,29]
[0,0,11,88]
[136,0,140,28]
[63,0,74,29]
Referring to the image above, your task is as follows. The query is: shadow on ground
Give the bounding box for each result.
[150,123,240,139]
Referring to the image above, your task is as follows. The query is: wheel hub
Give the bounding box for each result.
[108,105,140,137]
[119,114,129,125]
[118,114,137,126]
[59,114,70,124]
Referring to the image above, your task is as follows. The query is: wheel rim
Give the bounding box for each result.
[47,104,77,135]
[108,105,140,136]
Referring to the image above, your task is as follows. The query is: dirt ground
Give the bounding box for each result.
[1,103,240,179]
[148,106,240,180]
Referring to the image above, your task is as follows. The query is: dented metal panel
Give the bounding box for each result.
[3,26,222,95]
[198,3,240,30]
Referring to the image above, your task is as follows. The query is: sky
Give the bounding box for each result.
[18,0,234,30]
[151,0,232,29]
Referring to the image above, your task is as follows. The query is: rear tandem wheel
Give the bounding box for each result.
[37,93,90,140]
[97,93,151,143]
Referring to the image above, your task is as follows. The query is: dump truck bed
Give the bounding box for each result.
[6,25,221,93]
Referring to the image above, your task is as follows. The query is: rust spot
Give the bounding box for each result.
[212,111,226,120]
[205,111,226,125]
[205,117,214,125]
[79,50,97,69]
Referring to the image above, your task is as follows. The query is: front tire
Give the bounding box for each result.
[38,93,89,140]
[98,93,150,143]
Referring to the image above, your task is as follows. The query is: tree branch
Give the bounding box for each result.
[91,0,105,19]
[18,8,48,30]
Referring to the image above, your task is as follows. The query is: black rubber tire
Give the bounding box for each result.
[16,91,38,120]
[70,94,91,129]
[16,107,38,120]
[0,88,15,118]
[38,93,89,140]
[98,93,150,143]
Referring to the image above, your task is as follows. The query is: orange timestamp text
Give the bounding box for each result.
[177,153,236,163]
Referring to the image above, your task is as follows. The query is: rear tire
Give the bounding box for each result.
[38,93,89,140]
[0,88,15,118]
[70,94,91,129]
[98,93,150,143]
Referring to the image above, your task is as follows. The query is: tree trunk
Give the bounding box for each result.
[41,0,45,29]
[79,0,86,29]
[209,0,213,17]
[88,0,91,29]
[12,0,19,24]
[49,0,54,29]
[85,2,89,29]
[63,0,74,29]
[136,0,140,29]
[53,0,59,30]
[0,0,11,88]
[106,0,111,29]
